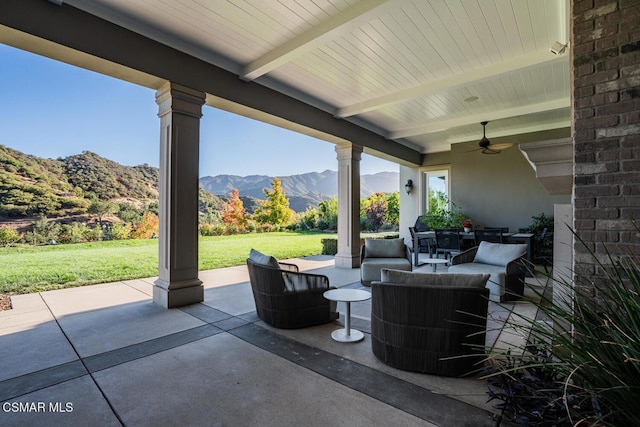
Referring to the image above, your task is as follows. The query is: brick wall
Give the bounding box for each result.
[572,0,640,285]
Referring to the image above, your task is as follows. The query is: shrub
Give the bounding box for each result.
[22,216,61,245]
[131,211,159,239]
[298,207,319,230]
[199,223,220,236]
[0,226,20,246]
[59,222,92,244]
[83,225,103,242]
[485,229,640,426]
[321,238,337,255]
[107,222,132,240]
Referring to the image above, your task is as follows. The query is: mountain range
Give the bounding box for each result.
[200,170,398,198]
[0,146,399,217]
[199,170,399,212]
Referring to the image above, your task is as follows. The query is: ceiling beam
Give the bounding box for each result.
[336,51,565,118]
[240,0,389,81]
[388,98,570,139]
[447,120,571,144]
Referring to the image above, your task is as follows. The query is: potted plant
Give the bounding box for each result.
[424,193,467,230]
[462,219,473,232]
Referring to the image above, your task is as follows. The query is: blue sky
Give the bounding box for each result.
[0,44,396,177]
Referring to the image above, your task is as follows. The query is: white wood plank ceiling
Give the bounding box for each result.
[66,0,571,154]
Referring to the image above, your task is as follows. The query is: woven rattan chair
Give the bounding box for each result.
[449,242,527,302]
[246,250,338,329]
[371,269,490,377]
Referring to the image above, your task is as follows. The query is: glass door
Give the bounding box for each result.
[424,170,449,215]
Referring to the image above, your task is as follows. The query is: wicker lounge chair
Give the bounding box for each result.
[371,269,490,377]
[449,241,527,302]
[246,249,338,329]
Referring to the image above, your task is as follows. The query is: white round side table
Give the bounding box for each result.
[323,289,371,343]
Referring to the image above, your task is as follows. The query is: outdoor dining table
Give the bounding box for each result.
[412,231,534,267]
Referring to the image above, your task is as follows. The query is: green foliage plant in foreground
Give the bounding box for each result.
[485,231,640,426]
[0,232,328,294]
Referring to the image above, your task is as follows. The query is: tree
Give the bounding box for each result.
[221,188,248,233]
[87,198,118,226]
[318,197,338,230]
[386,192,400,225]
[253,177,294,227]
[362,192,387,232]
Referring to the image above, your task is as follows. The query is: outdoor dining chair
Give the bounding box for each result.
[409,226,435,257]
[434,229,462,261]
[474,229,504,245]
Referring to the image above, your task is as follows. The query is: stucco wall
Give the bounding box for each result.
[449,141,570,233]
[399,138,570,246]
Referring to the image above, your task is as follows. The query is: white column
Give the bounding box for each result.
[153,82,205,308]
[335,143,362,268]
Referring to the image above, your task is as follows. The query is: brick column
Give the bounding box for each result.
[571,0,640,289]
[335,143,362,268]
[153,82,205,308]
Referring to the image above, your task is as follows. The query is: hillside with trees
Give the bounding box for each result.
[0,146,161,218]
[0,145,400,246]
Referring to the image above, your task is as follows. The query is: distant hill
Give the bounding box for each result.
[0,146,160,218]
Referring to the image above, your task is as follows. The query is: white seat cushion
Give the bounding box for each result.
[448,262,506,302]
[361,258,411,282]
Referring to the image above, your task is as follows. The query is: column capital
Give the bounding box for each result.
[335,142,363,161]
[156,82,206,119]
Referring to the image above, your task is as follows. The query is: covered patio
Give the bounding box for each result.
[1,0,639,425]
[0,0,576,308]
[1,255,546,426]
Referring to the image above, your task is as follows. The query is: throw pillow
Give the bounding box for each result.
[249,248,280,269]
[365,238,405,258]
[380,268,489,288]
[473,242,527,267]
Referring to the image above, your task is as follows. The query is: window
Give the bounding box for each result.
[424,170,449,215]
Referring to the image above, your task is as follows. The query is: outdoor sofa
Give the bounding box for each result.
[371,269,490,377]
[448,241,528,302]
[246,249,338,329]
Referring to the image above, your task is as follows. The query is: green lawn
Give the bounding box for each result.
[0,232,331,294]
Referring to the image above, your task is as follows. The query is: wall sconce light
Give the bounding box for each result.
[405,179,413,195]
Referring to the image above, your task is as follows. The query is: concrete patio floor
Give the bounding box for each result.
[0,254,541,426]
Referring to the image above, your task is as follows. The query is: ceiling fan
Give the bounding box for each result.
[471,121,514,154]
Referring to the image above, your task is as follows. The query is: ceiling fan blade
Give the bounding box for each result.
[482,147,501,154]
[488,142,514,151]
